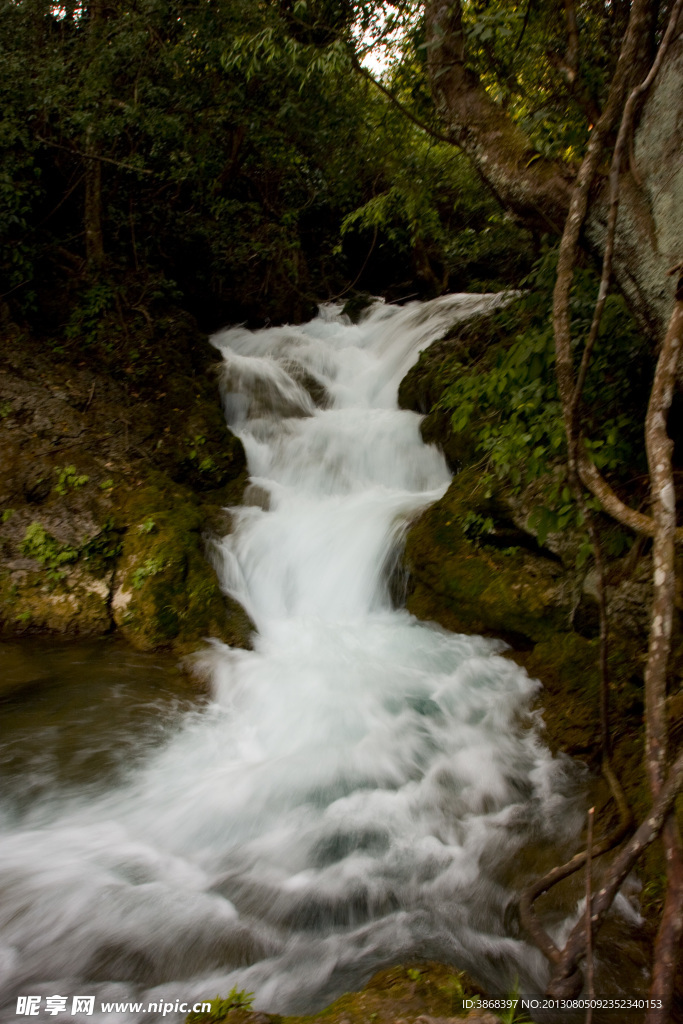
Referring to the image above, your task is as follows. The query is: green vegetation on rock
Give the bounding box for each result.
[404,468,571,645]
[0,325,252,653]
[111,479,253,654]
[185,963,486,1024]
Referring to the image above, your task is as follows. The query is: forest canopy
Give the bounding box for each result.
[0,0,538,336]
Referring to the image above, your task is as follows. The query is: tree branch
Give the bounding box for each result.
[424,0,572,233]
[36,135,153,175]
[643,270,683,1021]
[547,745,683,998]
[519,761,632,968]
[525,5,683,1010]
[350,54,454,146]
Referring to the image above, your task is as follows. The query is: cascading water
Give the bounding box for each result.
[0,296,579,1023]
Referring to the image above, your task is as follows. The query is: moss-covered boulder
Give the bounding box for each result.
[0,321,252,654]
[162,397,247,493]
[397,314,498,472]
[111,482,253,654]
[404,469,573,645]
[186,962,495,1024]
[0,563,112,638]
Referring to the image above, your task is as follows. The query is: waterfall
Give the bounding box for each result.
[0,296,576,1023]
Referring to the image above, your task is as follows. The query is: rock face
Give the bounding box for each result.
[0,315,252,655]
[110,485,254,654]
[404,468,572,646]
[396,312,660,770]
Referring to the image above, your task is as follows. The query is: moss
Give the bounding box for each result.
[0,565,112,638]
[164,402,247,494]
[0,307,252,653]
[186,962,486,1024]
[111,482,253,654]
[397,313,499,472]
[404,470,571,645]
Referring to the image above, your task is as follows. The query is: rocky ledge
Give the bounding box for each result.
[0,312,253,657]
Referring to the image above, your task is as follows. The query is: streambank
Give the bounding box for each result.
[0,308,253,661]
[184,962,500,1024]
[396,303,682,982]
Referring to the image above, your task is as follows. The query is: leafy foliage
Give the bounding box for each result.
[54,465,89,496]
[21,523,78,582]
[432,246,650,548]
[20,516,122,582]
[0,0,534,340]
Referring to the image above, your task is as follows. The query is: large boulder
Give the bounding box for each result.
[404,470,573,646]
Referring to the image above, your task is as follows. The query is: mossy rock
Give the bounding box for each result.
[419,407,478,473]
[404,469,572,646]
[397,316,500,473]
[164,399,247,493]
[186,962,488,1024]
[341,291,374,323]
[111,485,253,654]
[0,564,112,638]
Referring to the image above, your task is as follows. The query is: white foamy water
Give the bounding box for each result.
[0,296,577,1023]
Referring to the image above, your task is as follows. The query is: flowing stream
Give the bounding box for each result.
[0,296,582,1022]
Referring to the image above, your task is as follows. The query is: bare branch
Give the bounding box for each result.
[585,807,595,1020]
[350,54,454,146]
[520,765,631,967]
[527,7,683,1009]
[576,454,656,534]
[512,0,533,55]
[547,746,683,998]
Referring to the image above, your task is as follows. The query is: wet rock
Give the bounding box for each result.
[403,469,572,645]
[22,465,52,505]
[243,483,271,511]
[111,485,254,654]
[341,291,374,323]
[286,363,331,409]
[0,564,113,639]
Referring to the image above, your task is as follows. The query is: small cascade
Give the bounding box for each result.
[0,296,578,1023]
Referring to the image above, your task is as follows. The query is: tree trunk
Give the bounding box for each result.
[84,0,104,266]
[84,126,104,266]
[424,1,683,340]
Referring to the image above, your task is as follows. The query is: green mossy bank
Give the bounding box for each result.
[185,962,501,1024]
[396,302,683,945]
[0,308,253,659]
[397,306,646,752]
[403,467,572,645]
